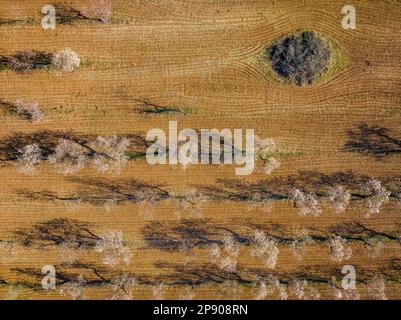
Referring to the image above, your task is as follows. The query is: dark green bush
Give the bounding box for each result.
[268,31,331,86]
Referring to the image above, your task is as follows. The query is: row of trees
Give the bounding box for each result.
[7,258,398,300]
[0,48,80,73]
[14,171,400,218]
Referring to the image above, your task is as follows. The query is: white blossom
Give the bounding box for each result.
[254,136,276,158]
[332,285,360,300]
[95,230,132,266]
[218,280,241,300]
[0,242,17,263]
[249,230,279,269]
[363,179,391,217]
[178,287,196,300]
[290,229,314,261]
[82,0,112,23]
[49,139,88,174]
[58,241,79,263]
[15,100,44,122]
[367,275,387,300]
[328,236,352,262]
[4,285,23,300]
[110,274,136,300]
[290,279,320,300]
[90,136,130,173]
[289,189,321,217]
[365,238,385,258]
[59,275,86,300]
[254,136,280,175]
[152,283,164,300]
[254,276,287,300]
[52,48,80,72]
[209,235,240,272]
[327,185,351,213]
[17,143,42,174]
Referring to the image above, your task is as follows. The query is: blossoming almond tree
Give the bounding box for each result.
[363,179,391,217]
[290,229,314,261]
[81,0,112,23]
[110,274,136,300]
[331,283,360,300]
[17,143,42,174]
[152,283,164,300]
[254,276,287,300]
[209,235,240,273]
[95,230,132,266]
[90,136,130,173]
[249,230,279,269]
[178,287,196,300]
[48,139,89,174]
[289,188,322,217]
[51,48,80,72]
[59,275,87,300]
[290,279,320,300]
[15,100,44,122]
[328,236,352,263]
[254,136,280,175]
[327,185,351,213]
[367,275,387,300]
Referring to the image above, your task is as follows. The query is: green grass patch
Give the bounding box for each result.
[259,150,304,159]
[126,151,147,160]
[80,60,94,68]
[0,64,10,72]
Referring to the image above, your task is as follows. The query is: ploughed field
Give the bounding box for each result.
[0,0,400,299]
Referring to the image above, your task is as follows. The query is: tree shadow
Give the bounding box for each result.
[151,262,385,287]
[52,3,110,24]
[328,222,400,245]
[134,99,187,115]
[345,124,401,158]
[14,218,101,249]
[0,51,52,73]
[12,262,113,290]
[143,219,401,252]
[17,177,170,205]
[143,220,250,251]
[198,171,377,201]
[9,258,401,291]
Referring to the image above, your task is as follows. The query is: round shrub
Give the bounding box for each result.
[267,31,331,86]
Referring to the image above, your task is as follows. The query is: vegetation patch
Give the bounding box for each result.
[52,1,112,24]
[0,48,80,73]
[134,99,190,115]
[265,31,332,86]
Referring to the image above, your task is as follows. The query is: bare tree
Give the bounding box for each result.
[81,0,112,23]
[14,218,101,249]
[0,99,44,122]
[52,2,111,24]
[0,51,52,73]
